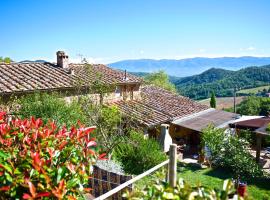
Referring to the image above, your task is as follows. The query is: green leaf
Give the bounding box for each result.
[57,167,63,183]
[0,151,10,159]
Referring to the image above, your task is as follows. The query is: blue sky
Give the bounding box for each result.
[1,0,269,63]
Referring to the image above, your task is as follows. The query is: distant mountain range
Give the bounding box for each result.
[109,57,270,77]
[20,60,48,63]
[130,65,270,100]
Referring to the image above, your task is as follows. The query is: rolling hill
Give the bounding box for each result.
[109,57,270,77]
[174,65,270,99]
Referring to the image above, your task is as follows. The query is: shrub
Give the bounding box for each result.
[201,126,263,180]
[78,96,127,157]
[18,93,87,128]
[124,178,243,200]
[114,131,167,175]
[0,112,104,199]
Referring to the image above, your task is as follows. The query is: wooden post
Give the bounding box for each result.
[256,133,262,163]
[169,144,177,187]
[233,87,236,113]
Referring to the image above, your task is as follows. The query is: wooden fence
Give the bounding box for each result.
[93,144,178,200]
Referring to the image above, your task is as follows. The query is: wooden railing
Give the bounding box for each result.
[94,144,177,200]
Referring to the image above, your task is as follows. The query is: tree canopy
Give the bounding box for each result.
[237,96,270,116]
[144,70,176,92]
[0,57,12,64]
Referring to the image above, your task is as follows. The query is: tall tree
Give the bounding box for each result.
[210,91,216,108]
[144,70,176,92]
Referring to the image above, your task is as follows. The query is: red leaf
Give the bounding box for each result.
[36,192,51,197]
[84,187,92,192]
[84,127,95,135]
[0,185,10,191]
[0,112,6,121]
[27,180,36,197]
[98,153,107,160]
[59,141,68,150]
[22,193,32,199]
[31,152,41,166]
[87,141,97,147]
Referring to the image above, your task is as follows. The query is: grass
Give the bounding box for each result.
[177,162,270,200]
[237,85,270,94]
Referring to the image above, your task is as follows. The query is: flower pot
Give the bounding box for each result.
[237,183,247,197]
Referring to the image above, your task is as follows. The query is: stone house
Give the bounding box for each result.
[0,51,142,104]
[0,51,238,154]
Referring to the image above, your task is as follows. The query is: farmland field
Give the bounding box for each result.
[198,96,245,110]
[237,85,270,94]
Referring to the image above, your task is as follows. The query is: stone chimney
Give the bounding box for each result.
[159,124,172,152]
[56,51,69,68]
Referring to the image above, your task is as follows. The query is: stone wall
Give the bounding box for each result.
[89,165,133,199]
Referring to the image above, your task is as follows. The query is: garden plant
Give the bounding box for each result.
[0,112,104,199]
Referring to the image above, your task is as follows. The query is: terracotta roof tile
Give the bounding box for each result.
[109,85,209,127]
[0,63,141,94]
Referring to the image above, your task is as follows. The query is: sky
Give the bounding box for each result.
[0,0,270,63]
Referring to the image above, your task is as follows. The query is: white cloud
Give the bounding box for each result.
[246,46,256,51]
[139,50,145,54]
[199,48,206,53]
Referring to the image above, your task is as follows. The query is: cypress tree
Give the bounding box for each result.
[210,92,216,108]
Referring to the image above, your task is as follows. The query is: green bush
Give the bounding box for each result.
[114,131,167,175]
[17,93,87,128]
[202,126,263,180]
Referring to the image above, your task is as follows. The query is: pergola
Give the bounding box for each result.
[229,117,270,163]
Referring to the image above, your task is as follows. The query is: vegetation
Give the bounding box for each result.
[0,57,12,64]
[114,131,167,175]
[201,126,263,180]
[144,70,176,92]
[237,85,270,95]
[177,163,270,200]
[237,96,270,116]
[17,93,87,128]
[125,177,241,200]
[210,92,216,108]
[173,65,270,99]
[78,96,128,157]
[0,112,102,199]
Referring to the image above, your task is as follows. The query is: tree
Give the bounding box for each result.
[79,96,127,158]
[144,70,176,92]
[237,96,270,116]
[210,91,216,108]
[0,57,12,63]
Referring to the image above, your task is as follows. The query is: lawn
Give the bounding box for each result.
[237,85,270,94]
[177,162,270,200]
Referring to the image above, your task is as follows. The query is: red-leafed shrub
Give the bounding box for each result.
[0,112,104,199]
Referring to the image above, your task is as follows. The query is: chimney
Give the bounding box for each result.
[56,51,69,68]
[159,124,172,152]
